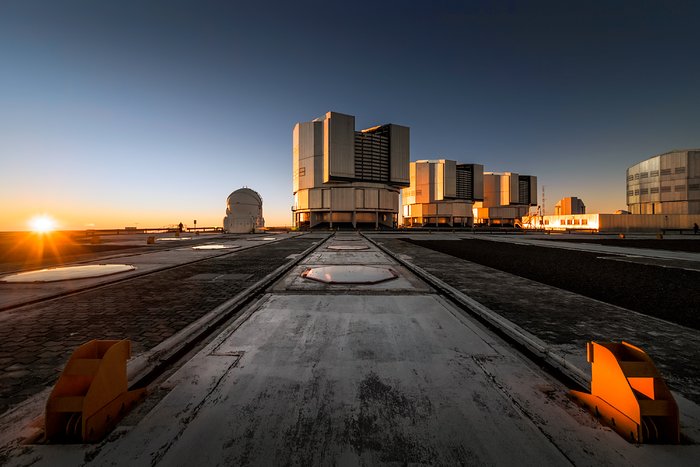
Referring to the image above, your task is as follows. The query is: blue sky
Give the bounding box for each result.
[1,0,699,229]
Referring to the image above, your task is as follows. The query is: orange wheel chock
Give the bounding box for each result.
[570,341,679,443]
[45,340,146,443]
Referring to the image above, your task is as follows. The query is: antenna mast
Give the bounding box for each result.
[542,185,545,215]
[541,185,546,228]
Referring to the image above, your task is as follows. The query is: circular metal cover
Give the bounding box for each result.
[301,266,397,284]
[192,244,238,250]
[327,245,369,250]
[1,264,136,283]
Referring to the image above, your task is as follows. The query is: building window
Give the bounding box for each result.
[650,187,659,194]
[640,172,649,178]
[650,170,659,177]
[299,167,306,177]
[675,185,686,192]
[634,189,640,195]
[640,188,649,195]
[634,173,640,180]
[689,184,700,191]
[660,186,671,193]
[675,167,686,174]
[627,190,634,196]
[660,168,672,176]
[581,219,588,225]
[627,174,634,182]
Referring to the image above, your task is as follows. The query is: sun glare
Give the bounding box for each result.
[29,215,57,233]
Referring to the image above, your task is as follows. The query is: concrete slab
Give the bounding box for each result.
[16,293,694,466]
[5,232,700,465]
[302,250,392,265]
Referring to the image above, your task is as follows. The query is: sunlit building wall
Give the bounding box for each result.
[292,111,410,229]
[627,150,700,214]
[555,196,586,215]
[401,160,483,227]
[223,187,265,233]
[524,213,700,232]
[474,172,537,225]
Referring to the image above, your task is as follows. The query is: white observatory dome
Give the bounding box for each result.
[223,188,265,233]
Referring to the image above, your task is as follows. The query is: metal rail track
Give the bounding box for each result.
[0,234,304,313]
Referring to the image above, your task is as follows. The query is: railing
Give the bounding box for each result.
[83,227,223,237]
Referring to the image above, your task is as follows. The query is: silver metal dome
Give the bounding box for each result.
[223,188,265,233]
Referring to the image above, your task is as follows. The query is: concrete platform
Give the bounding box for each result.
[5,234,699,465]
[368,233,700,437]
[73,294,647,465]
[0,233,321,415]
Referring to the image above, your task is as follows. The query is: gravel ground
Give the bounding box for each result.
[404,238,700,330]
[0,236,319,415]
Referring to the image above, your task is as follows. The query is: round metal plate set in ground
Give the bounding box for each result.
[301,265,398,284]
[326,245,369,251]
[0,264,136,283]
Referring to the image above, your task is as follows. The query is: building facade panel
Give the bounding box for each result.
[389,124,410,185]
[309,189,322,209]
[331,188,355,211]
[627,150,700,214]
[364,188,379,209]
[323,112,356,182]
[482,173,500,207]
[456,163,484,201]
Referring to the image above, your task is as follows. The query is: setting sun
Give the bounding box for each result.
[29,215,57,233]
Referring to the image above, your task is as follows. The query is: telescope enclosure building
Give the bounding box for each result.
[292,112,409,229]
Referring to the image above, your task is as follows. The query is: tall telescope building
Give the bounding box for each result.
[292,111,410,229]
[401,160,484,227]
